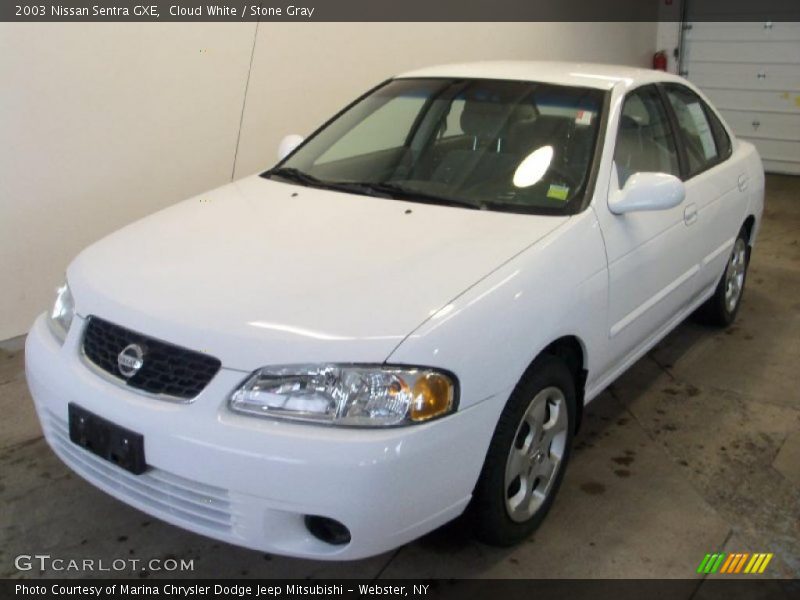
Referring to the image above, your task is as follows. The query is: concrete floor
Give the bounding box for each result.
[1,175,798,582]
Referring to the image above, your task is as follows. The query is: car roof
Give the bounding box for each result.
[396,60,687,91]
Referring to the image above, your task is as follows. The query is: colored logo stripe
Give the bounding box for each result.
[720,553,736,573]
[722,553,749,573]
[697,553,726,574]
[748,553,773,574]
[711,554,726,573]
[697,554,712,573]
[698,552,774,574]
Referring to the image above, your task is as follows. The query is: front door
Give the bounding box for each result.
[595,84,699,367]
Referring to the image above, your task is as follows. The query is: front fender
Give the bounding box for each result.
[387,209,609,411]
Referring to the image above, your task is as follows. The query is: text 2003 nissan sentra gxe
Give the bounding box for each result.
[26,61,764,559]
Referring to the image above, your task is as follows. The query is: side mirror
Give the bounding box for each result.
[609,172,686,215]
[277,134,304,161]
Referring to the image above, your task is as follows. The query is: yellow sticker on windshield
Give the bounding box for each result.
[547,184,569,201]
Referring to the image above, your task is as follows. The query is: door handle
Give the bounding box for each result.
[684,203,698,226]
[738,174,750,192]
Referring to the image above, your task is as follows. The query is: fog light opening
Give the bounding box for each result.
[304,515,351,546]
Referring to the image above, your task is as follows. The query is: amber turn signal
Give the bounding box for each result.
[409,372,455,422]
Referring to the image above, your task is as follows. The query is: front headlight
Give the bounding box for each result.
[48,281,75,344]
[229,365,457,427]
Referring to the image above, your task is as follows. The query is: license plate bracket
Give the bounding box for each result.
[68,403,147,475]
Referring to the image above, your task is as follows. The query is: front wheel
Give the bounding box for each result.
[469,355,576,546]
[695,226,750,327]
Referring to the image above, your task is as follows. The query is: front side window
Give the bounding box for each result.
[665,85,721,176]
[614,85,680,186]
[268,78,606,215]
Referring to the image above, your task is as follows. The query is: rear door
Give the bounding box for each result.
[660,83,750,298]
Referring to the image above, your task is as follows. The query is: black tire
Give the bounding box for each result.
[469,354,576,546]
[694,226,750,328]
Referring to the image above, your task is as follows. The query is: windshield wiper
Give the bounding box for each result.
[263,167,325,187]
[347,181,483,210]
[264,168,395,198]
[265,169,481,210]
[264,167,394,196]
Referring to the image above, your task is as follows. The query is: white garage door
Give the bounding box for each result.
[681,17,800,174]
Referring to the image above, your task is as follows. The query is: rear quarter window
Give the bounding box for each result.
[706,107,732,160]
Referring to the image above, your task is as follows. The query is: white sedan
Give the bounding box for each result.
[26,61,764,560]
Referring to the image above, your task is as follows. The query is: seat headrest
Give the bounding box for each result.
[460,97,510,139]
[620,114,643,130]
[617,115,643,154]
[508,102,538,123]
[509,115,572,154]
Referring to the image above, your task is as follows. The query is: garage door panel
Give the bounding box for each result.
[685,22,800,42]
[761,159,800,175]
[684,40,800,64]
[686,62,800,91]
[738,137,800,164]
[703,89,800,115]
[720,111,800,142]
[681,12,800,174]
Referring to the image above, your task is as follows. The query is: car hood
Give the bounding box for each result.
[68,176,568,371]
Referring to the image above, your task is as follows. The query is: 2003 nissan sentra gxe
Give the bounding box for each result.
[26,61,764,560]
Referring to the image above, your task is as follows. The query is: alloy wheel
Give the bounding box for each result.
[724,238,747,313]
[504,386,568,522]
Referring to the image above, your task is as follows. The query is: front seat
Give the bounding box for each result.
[431,97,516,187]
[615,115,675,186]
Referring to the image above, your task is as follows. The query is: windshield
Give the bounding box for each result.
[266,78,606,215]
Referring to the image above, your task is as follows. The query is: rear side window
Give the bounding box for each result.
[614,85,680,186]
[664,85,721,176]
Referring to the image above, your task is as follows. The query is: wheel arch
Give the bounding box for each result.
[743,214,756,247]
[539,335,588,433]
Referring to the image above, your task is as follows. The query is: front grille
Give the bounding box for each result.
[82,316,221,400]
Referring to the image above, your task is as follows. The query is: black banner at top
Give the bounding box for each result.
[3,0,800,22]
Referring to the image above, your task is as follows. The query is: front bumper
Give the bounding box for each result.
[25,314,505,560]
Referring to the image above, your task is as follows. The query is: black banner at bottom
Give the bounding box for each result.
[4,579,800,600]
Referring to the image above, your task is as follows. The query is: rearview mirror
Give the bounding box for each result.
[277,134,304,161]
[609,172,686,215]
